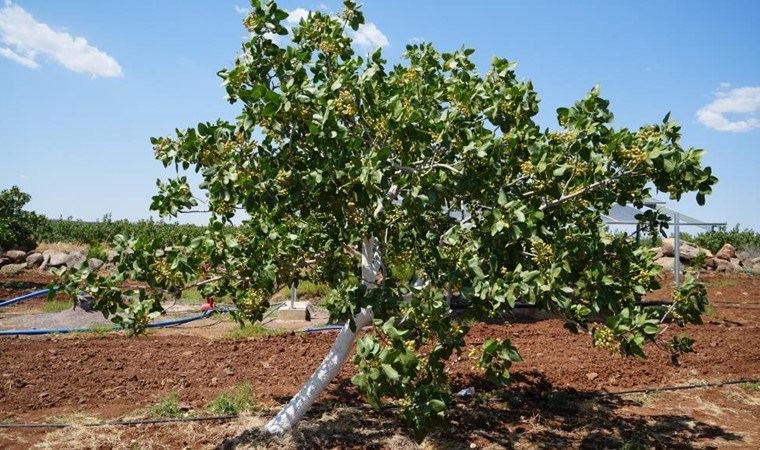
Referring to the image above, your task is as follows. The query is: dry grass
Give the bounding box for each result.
[34,413,125,450]
[726,385,760,407]
[35,415,268,450]
[34,242,89,254]
[625,391,660,407]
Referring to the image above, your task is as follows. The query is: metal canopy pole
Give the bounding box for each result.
[674,213,681,288]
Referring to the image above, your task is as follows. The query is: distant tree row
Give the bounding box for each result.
[680,225,760,254]
[0,186,210,250]
[41,214,210,246]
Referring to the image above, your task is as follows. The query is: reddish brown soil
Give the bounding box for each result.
[1,270,759,449]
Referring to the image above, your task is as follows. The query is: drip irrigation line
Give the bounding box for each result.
[0,414,240,429]
[590,378,760,398]
[715,305,760,309]
[174,317,224,328]
[2,377,758,429]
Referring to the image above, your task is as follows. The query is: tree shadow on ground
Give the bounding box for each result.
[217,371,743,449]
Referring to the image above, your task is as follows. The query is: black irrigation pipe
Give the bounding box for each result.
[590,378,760,398]
[0,414,240,429]
[3,378,759,429]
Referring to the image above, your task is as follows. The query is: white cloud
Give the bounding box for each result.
[351,22,389,52]
[0,1,122,77]
[0,45,37,68]
[255,8,310,44]
[242,6,389,53]
[697,83,760,132]
[234,5,249,16]
[286,8,309,25]
[408,36,424,45]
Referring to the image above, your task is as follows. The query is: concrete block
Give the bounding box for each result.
[279,308,311,321]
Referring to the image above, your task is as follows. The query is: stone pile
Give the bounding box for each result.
[2,240,759,275]
[652,238,760,273]
[0,248,117,274]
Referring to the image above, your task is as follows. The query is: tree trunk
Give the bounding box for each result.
[264,238,378,435]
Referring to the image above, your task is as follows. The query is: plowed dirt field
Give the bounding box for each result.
[1,270,758,449]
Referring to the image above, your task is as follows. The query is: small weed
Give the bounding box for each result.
[178,288,230,305]
[0,264,25,275]
[142,392,187,418]
[706,279,739,287]
[180,288,204,303]
[284,280,330,299]
[740,381,760,392]
[87,242,109,262]
[627,391,659,407]
[82,323,116,335]
[620,442,648,450]
[204,383,258,415]
[42,300,73,313]
[223,323,282,340]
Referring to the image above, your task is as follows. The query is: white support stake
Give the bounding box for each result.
[264,237,378,435]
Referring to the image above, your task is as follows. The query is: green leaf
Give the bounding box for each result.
[262,102,280,117]
[381,363,399,380]
[428,399,446,413]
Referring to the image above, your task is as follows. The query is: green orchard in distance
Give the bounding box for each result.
[53,0,717,439]
[0,186,48,251]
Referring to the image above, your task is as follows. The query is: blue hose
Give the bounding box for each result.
[0,310,214,336]
[303,325,346,333]
[0,288,56,308]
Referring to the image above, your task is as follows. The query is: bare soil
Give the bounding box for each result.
[1,270,759,449]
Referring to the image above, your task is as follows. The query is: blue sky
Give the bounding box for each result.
[1,1,759,231]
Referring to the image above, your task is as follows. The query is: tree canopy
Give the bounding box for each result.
[55,0,717,439]
[0,186,47,251]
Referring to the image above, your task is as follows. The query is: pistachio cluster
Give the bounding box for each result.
[530,240,554,269]
[549,130,577,147]
[235,288,269,322]
[317,40,340,54]
[334,90,358,118]
[593,325,618,352]
[402,68,420,83]
[520,160,534,176]
[242,14,256,33]
[152,259,184,287]
[618,145,647,166]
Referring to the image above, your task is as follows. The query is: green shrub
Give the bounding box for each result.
[284,280,330,299]
[143,392,185,418]
[0,186,48,251]
[680,225,760,254]
[87,242,109,261]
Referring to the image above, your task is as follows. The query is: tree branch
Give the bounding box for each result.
[539,166,631,211]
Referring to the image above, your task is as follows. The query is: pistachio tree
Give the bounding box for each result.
[54,0,717,439]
